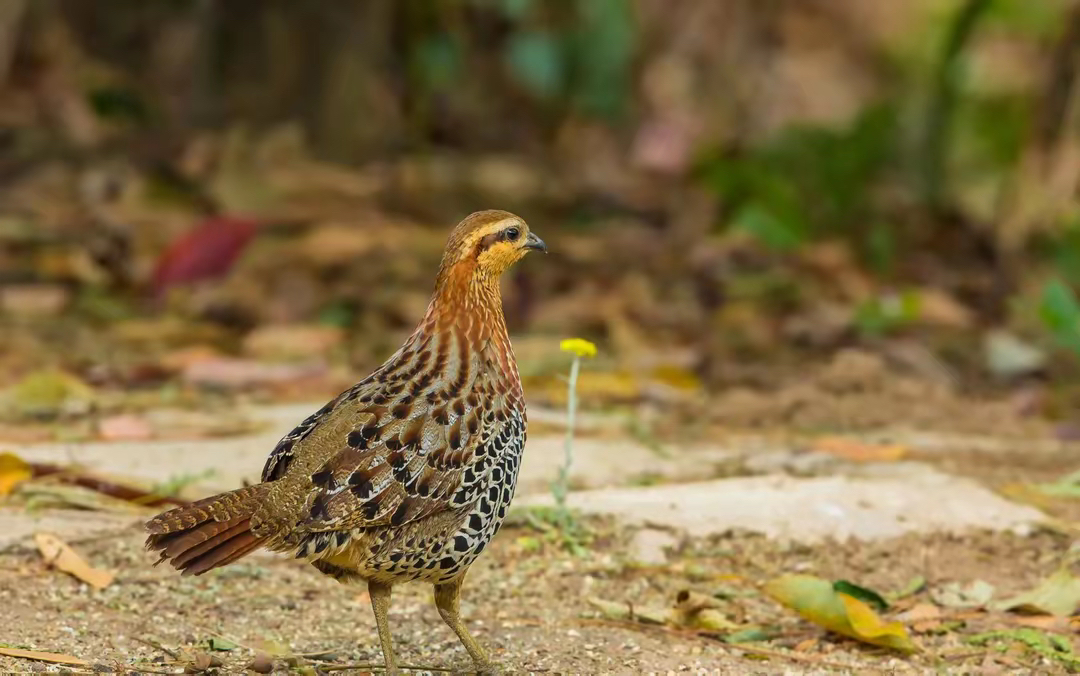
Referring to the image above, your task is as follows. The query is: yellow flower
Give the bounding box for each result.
[559,338,597,358]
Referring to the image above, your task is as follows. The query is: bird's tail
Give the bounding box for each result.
[145,483,270,576]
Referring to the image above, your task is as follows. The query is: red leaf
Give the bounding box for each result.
[151,217,258,295]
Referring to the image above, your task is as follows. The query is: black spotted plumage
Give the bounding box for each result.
[143,210,546,676]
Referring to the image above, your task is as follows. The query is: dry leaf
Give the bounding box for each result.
[995,569,1080,617]
[587,596,670,625]
[900,602,944,633]
[0,451,32,496]
[932,580,995,608]
[811,437,907,463]
[97,414,153,441]
[34,532,115,589]
[672,590,740,632]
[0,647,88,666]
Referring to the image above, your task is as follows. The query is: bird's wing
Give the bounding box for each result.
[263,331,515,536]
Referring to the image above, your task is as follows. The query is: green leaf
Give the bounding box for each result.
[1038,278,1080,355]
[723,628,773,644]
[833,580,889,612]
[764,574,916,653]
[505,31,565,100]
[414,34,461,91]
[208,637,237,652]
[731,205,805,252]
[570,0,635,119]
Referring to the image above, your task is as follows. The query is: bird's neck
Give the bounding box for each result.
[424,263,508,349]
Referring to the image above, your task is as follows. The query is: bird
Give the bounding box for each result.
[144,210,546,674]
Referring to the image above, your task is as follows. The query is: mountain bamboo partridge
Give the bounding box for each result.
[145,210,546,674]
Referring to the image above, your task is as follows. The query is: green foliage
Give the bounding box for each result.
[505,30,566,100]
[152,468,216,499]
[966,628,1080,669]
[1038,278,1080,357]
[489,0,636,117]
[1049,226,1080,289]
[569,0,635,119]
[700,105,899,258]
[854,290,922,338]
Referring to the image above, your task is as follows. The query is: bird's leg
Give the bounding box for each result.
[368,580,398,675]
[434,576,495,672]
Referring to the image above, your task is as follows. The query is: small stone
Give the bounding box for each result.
[247,653,274,674]
[628,527,678,565]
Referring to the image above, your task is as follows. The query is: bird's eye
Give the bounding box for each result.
[504,226,520,241]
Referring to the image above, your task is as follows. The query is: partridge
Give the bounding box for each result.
[145,210,546,674]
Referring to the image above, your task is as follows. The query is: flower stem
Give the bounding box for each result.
[554,355,580,511]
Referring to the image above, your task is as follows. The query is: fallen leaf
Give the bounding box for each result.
[97,414,153,441]
[833,580,890,611]
[1012,615,1071,631]
[889,575,927,601]
[181,357,326,389]
[34,532,115,589]
[764,574,916,653]
[995,568,1080,617]
[931,580,995,608]
[586,596,669,625]
[190,651,224,672]
[0,647,89,666]
[0,283,70,317]
[672,590,740,632]
[242,324,345,361]
[3,369,96,419]
[811,437,907,463]
[898,602,944,633]
[794,637,819,652]
[151,216,259,296]
[0,451,32,496]
[208,637,238,651]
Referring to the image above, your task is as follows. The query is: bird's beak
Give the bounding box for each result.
[524,231,547,253]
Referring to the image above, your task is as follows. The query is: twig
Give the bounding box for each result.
[191,626,257,653]
[312,661,455,673]
[133,637,180,660]
[28,462,191,508]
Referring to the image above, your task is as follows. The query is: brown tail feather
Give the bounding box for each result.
[145,484,270,576]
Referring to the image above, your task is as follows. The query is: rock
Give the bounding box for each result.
[628,527,679,565]
[524,463,1044,544]
[984,330,1046,379]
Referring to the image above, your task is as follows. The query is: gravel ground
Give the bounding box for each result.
[1,514,1075,674]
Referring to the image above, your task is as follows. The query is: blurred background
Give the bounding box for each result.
[2,0,1080,441]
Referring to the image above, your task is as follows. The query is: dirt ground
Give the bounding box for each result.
[0,516,1073,675]
[3,358,1080,674]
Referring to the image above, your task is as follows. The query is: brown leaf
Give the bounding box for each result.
[811,437,907,463]
[34,532,115,589]
[242,324,344,361]
[0,647,89,666]
[899,602,944,633]
[97,414,153,441]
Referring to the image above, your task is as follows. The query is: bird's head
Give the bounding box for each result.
[436,210,546,288]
